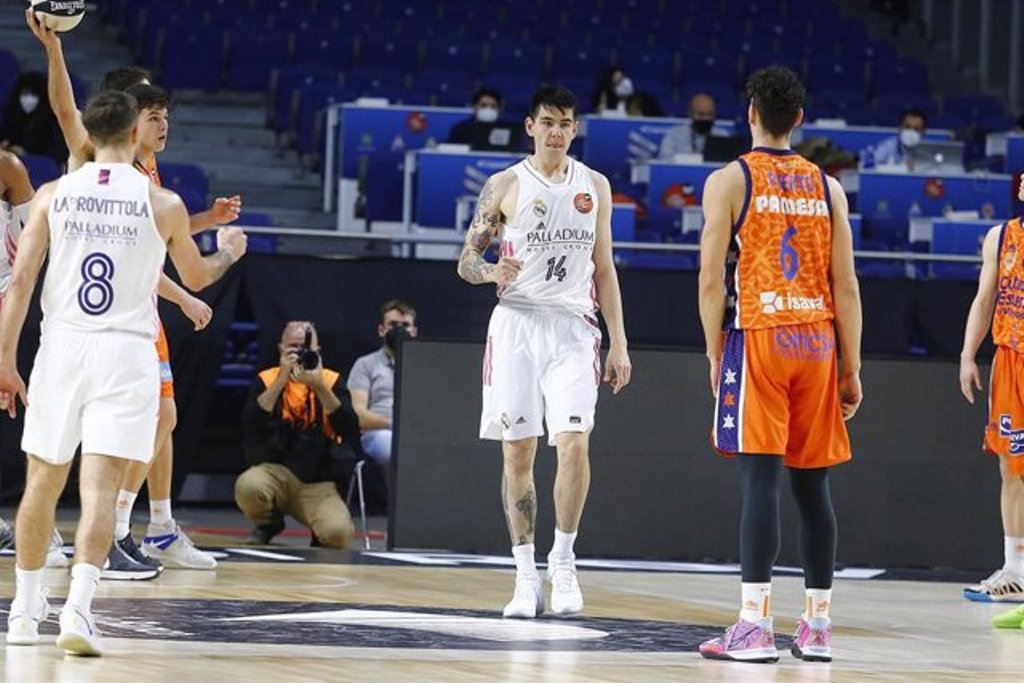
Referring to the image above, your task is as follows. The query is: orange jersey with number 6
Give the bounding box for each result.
[725,148,835,331]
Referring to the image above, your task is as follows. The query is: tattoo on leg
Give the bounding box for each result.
[515,487,536,538]
[501,474,513,541]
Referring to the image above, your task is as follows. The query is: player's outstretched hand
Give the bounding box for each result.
[217,226,248,262]
[25,8,60,50]
[180,294,212,331]
[488,256,522,285]
[604,345,632,394]
[959,356,982,404]
[210,195,242,225]
[839,371,863,421]
[0,364,28,419]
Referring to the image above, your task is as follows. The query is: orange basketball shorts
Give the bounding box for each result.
[712,320,851,468]
[156,320,174,399]
[985,345,1024,475]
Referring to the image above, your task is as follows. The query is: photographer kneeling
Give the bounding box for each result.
[236,321,361,547]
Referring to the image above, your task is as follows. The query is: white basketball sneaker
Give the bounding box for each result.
[56,605,103,656]
[6,589,50,645]
[547,553,583,616]
[503,574,544,619]
[142,524,217,570]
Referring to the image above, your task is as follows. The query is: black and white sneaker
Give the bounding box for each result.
[101,540,159,581]
[117,533,163,573]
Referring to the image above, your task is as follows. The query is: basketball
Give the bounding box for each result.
[30,0,85,32]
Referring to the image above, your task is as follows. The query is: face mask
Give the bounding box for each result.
[384,326,409,352]
[19,93,39,114]
[475,107,499,123]
[613,78,634,98]
[692,119,714,136]
[899,128,922,148]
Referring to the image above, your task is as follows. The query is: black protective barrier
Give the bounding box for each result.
[0,255,997,517]
[392,341,1002,571]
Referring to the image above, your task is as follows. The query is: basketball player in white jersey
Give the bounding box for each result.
[0,91,246,655]
[27,9,239,575]
[457,86,631,618]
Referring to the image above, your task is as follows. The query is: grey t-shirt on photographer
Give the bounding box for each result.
[347,347,394,422]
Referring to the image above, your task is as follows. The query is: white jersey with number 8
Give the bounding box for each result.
[497,158,599,317]
[44,162,165,339]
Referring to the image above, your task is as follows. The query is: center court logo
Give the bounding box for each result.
[759,291,825,314]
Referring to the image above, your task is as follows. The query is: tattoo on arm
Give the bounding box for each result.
[457,177,503,284]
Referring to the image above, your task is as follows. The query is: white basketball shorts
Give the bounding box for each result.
[22,329,160,465]
[480,305,602,446]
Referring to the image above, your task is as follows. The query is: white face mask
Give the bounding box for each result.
[614,77,634,98]
[475,107,499,123]
[19,93,39,114]
[899,128,922,148]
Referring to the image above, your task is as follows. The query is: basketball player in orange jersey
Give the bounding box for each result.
[458,86,631,619]
[696,67,862,664]
[27,12,240,575]
[959,181,1024,610]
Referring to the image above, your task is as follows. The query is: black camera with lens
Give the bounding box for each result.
[296,327,320,370]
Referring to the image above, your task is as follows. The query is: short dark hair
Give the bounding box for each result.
[529,86,578,120]
[745,67,805,137]
[381,299,416,322]
[100,66,151,93]
[473,87,502,106]
[82,91,138,147]
[125,83,171,112]
[900,107,928,128]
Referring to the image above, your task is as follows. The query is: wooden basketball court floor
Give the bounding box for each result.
[1,519,1022,682]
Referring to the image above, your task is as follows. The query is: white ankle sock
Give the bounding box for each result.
[512,543,538,578]
[1005,536,1024,576]
[114,489,137,540]
[804,588,832,621]
[12,567,43,615]
[64,563,101,615]
[551,528,577,558]
[149,499,173,532]
[740,582,772,623]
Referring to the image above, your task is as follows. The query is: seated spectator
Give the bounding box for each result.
[348,300,418,473]
[592,66,634,116]
[862,107,927,167]
[447,88,523,152]
[0,72,67,165]
[659,93,730,159]
[236,321,361,547]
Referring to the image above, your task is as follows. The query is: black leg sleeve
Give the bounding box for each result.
[739,455,783,583]
[789,466,838,590]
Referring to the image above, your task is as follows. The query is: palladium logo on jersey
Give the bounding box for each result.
[759,291,825,314]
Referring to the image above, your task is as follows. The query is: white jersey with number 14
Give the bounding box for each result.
[497,157,599,317]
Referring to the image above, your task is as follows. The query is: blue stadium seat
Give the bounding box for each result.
[270,65,340,134]
[19,154,60,188]
[807,58,865,93]
[486,43,548,78]
[160,30,225,90]
[358,39,420,74]
[944,95,1004,123]
[871,58,930,96]
[292,32,355,70]
[618,50,678,88]
[141,8,206,67]
[159,162,209,201]
[226,31,290,92]
[550,44,612,80]
[681,52,738,88]
[421,42,486,78]
[294,84,351,155]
